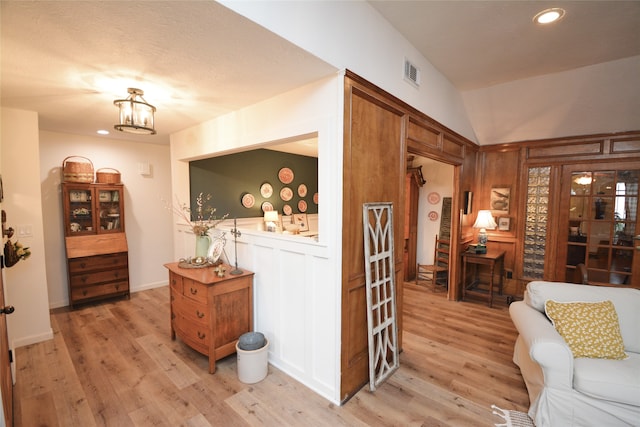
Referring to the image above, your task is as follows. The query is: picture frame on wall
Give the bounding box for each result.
[490,186,510,213]
[498,216,510,231]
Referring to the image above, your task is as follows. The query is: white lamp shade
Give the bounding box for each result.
[473,210,497,230]
[264,211,279,222]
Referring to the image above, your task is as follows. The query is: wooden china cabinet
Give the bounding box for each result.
[62,182,130,308]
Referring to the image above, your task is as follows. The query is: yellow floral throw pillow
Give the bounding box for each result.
[545,300,627,359]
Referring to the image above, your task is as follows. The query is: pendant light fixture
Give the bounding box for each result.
[113,88,156,135]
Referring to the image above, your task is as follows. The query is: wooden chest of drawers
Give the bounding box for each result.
[165,262,254,374]
[67,252,129,308]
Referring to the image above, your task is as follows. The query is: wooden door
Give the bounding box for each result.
[557,162,640,287]
[341,73,407,402]
[0,262,13,427]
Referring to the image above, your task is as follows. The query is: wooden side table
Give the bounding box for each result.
[462,248,505,308]
[165,262,254,373]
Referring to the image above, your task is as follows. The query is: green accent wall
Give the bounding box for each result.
[189,149,318,219]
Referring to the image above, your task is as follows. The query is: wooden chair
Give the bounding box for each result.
[416,235,450,291]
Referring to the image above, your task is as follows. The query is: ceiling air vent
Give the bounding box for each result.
[404,59,420,88]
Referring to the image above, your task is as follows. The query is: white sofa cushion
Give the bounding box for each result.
[525,281,640,353]
[573,352,640,406]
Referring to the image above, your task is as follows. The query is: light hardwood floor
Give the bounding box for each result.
[13,282,529,426]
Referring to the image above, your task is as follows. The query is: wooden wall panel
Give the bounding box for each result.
[341,76,406,402]
[407,118,440,149]
[443,135,465,158]
[473,148,521,289]
[527,141,603,159]
[482,131,640,294]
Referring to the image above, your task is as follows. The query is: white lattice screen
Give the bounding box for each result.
[362,203,400,391]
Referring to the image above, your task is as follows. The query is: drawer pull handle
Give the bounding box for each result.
[172,279,176,285]
[190,288,198,295]
[114,272,119,278]
[82,290,88,296]
[196,310,205,319]
[80,262,86,269]
[81,277,87,283]
[197,331,206,340]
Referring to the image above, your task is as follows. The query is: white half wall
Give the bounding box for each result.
[170,74,343,403]
[39,131,174,308]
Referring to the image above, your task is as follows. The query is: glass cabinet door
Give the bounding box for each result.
[563,168,639,287]
[67,187,95,235]
[97,187,124,232]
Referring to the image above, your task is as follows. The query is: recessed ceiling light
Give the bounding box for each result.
[97,129,110,135]
[533,7,566,25]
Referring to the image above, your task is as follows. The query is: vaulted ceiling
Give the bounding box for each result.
[2,1,639,146]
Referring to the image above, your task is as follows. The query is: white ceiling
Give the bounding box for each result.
[2,1,639,148]
[0,1,336,146]
[370,0,640,91]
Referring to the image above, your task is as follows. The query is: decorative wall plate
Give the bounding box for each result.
[261,201,274,212]
[298,184,308,197]
[280,186,293,201]
[260,182,273,198]
[313,193,319,204]
[283,204,292,215]
[427,192,441,204]
[241,193,255,208]
[278,167,294,184]
[428,210,439,221]
[298,200,307,213]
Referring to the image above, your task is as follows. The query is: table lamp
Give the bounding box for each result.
[473,210,497,246]
[264,211,279,232]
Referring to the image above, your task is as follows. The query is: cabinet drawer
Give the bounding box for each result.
[70,267,128,287]
[169,272,183,294]
[172,292,209,325]
[173,315,209,354]
[182,278,208,304]
[71,281,129,301]
[69,253,128,273]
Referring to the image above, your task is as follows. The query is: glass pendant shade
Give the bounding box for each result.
[114,88,156,135]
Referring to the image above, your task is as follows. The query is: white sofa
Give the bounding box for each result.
[509,281,640,426]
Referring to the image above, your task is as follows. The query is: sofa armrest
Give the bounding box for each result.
[509,301,574,390]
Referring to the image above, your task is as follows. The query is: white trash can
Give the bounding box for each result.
[236,338,269,384]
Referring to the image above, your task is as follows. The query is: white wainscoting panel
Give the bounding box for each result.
[176,217,338,402]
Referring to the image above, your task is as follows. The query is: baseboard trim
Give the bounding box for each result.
[12,328,54,348]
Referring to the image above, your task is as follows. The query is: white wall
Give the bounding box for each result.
[39,131,174,308]
[463,56,640,145]
[415,158,454,265]
[171,74,343,403]
[220,0,478,144]
[1,108,53,348]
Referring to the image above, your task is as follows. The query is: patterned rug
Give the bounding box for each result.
[492,405,535,427]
